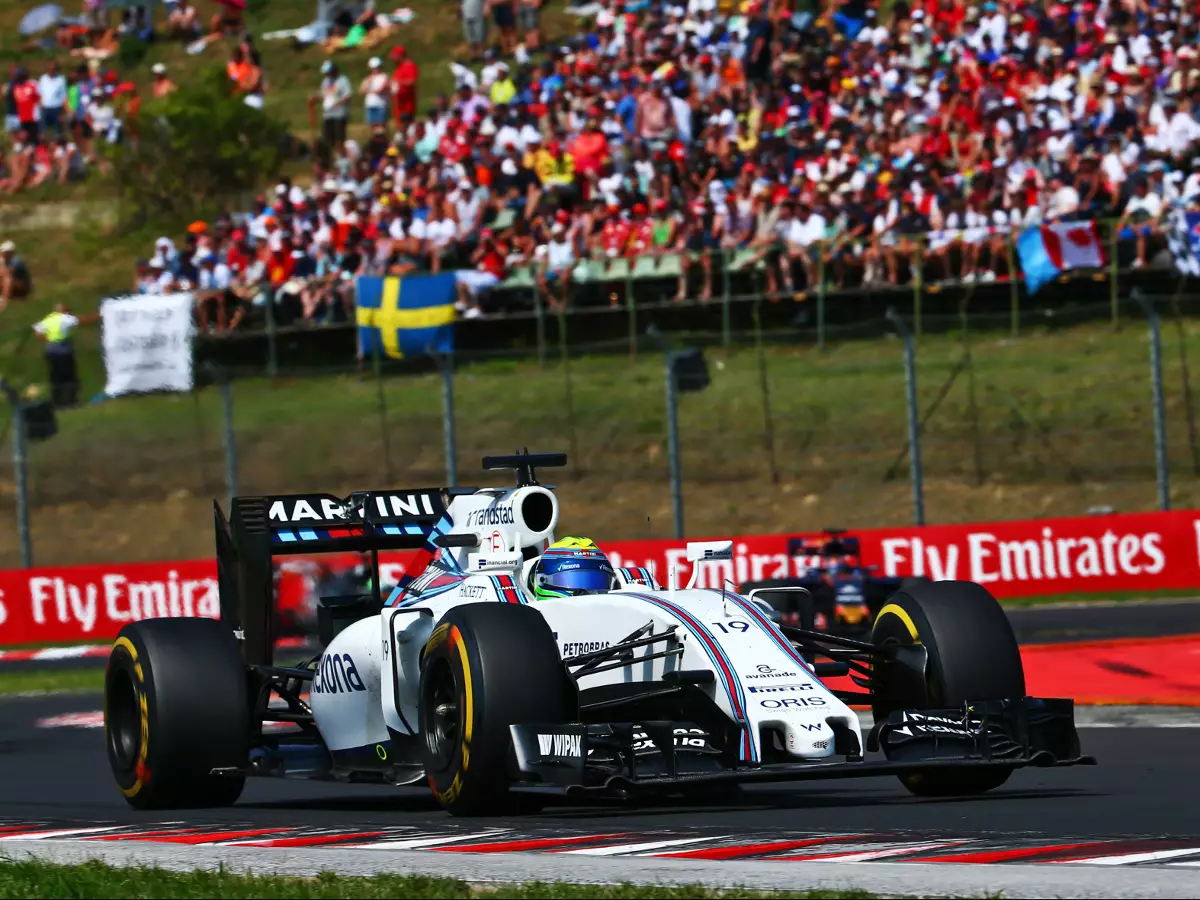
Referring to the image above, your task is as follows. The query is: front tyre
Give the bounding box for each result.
[419,603,575,816]
[105,618,249,810]
[872,580,1024,797]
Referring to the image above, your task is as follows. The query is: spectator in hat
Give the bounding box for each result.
[314,61,352,149]
[151,63,177,98]
[361,57,390,127]
[390,45,419,126]
[38,62,67,139]
[537,221,575,311]
[1117,178,1164,269]
[455,227,506,316]
[532,139,576,191]
[489,61,517,106]
[195,249,235,331]
[11,68,39,146]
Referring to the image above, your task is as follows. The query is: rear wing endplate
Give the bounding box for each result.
[214,489,446,665]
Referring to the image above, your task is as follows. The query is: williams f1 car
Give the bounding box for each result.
[103,452,1092,815]
[740,530,930,637]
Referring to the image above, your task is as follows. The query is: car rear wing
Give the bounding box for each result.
[214,489,450,665]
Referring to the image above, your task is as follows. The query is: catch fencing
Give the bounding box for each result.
[2,291,1199,569]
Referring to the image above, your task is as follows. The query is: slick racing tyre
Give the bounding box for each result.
[419,603,575,816]
[105,618,249,810]
[871,580,1024,798]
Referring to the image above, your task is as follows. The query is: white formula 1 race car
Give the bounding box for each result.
[103,452,1093,814]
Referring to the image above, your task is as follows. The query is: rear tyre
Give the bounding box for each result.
[871,580,1024,797]
[105,618,249,809]
[419,603,575,816]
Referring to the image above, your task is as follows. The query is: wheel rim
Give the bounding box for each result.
[107,667,140,772]
[422,658,461,771]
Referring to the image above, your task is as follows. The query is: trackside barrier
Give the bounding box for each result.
[2,509,1199,646]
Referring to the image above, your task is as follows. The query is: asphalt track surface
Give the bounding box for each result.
[2,600,1199,897]
[2,692,1198,843]
[1005,597,1200,644]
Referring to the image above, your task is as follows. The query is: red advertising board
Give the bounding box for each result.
[3,510,1199,647]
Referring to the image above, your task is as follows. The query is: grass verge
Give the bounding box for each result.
[0,667,103,696]
[5,318,1200,567]
[999,588,1200,608]
[0,859,875,899]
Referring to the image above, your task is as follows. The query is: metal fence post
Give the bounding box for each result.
[534,288,546,367]
[441,354,458,488]
[720,248,731,350]
[218,370,238,510]
[912,237,924,341]
[557,310,581,469]
[1006,231,1020,337]
[372,346,394,483]
[1109,222,1120,327]
[264,285,279,378]
[816,245,826,351]
[664,346,684,539]
[886,308,925,526]
[0,379,32,568]
[753,301,780,484]
[1134,290,1169,510]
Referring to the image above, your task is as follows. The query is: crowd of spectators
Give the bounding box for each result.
[0,0,266,196]
[134,0,1200,329]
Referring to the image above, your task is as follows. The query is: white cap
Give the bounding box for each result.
[369,57,382,69]
[0,240,14,253]
[152,63,166,75]
[321,61,334,74]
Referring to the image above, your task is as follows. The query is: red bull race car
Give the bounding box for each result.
[738,530,930,637]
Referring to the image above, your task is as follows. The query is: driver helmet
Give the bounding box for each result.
[532,536,615,600]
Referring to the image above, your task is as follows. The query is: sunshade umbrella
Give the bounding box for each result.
[19,3,63,36]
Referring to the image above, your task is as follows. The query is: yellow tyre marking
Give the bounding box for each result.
[111,636,149,798]
[113,637,139,671]
[450,626,473,771]
[877,603,920,642]
[427,622,451,651]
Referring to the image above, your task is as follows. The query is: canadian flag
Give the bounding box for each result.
[1042,221,1106,271]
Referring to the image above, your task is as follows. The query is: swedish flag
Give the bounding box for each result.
[355,273,457,359]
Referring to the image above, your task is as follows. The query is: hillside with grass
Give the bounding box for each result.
[0,0,578,385]
[0,2,1196,568]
